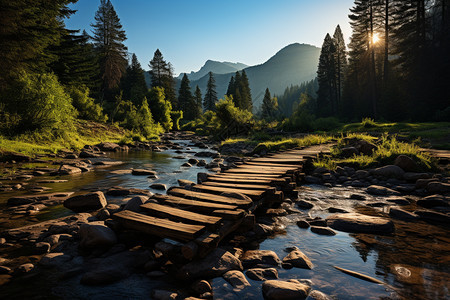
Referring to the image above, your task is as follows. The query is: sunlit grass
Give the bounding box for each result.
[252,135,334,154]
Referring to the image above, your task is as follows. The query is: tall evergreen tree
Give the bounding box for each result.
[193,85,203,119]
[332,25,347,108]
[261,88,278,120]
[178,73,195,120]
[317,33,337,117]
[203,72,218,112]
[239,70,253,111]
[148,49,177,109]
[121,53,147,106]
[91,0,128,102]
[226,76,235,97]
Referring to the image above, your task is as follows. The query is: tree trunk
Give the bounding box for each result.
[370,1,377,118]
[383,0,389,84]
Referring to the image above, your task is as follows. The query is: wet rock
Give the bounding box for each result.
[123,195,148,212]
[394,155,417,172]
[241,250,281,269]
[297,200,314,209]
[327,207,348,213]
[417,195,449,208]
[178,248,243,280]
[131,169,157,176]
[262,279,311,300]
[58,165,82,175]
[197,159,207,167]
[349,194,366,200]
[0,266,12,274]
[366,185,400,196]
[64,191,107,212]
[34,242,51,254]
[427,182,450,194]
[416,178,439,189]
[253,223,275,237]
[96,208,110,220]
[178,179,195,187]
[282,248,313,269]
[414,210,450,224]
[97,142,121,152]
[355,170,369,179]
[151,290,178,300]
[7,192,73,206]
[195,151,217,158]
[192,280,212,294]
[188,158,199,165]
[39,253,71,268]
[79,222,117,250]
[106,186,152,196]
[79,150,100,158]
[246,268,278,281]
[385,196,410,205]
[16,263,34,273]
[308,290,333,300]
[197,172,209,184]
[403,172,431,182]
[2,151,32,162]
[305,176,322,184]
[181,162,192,167]
[310,226,336,236]
[309,219,327,227]
[371,165,405,179]
[296,220,310,228]
[223,270,251,289]
[150,183,167,190]
[388,207,419,221]
[327,213,394,234]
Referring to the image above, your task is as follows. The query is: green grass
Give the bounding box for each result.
[0,120,127,158]
[252,135,334,154]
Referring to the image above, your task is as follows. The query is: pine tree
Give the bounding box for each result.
[203,72,218,112]
[332,25,347,108]
[91,0,128,102]
[239,70,253,112]
[261,88,278,120]
[317,33,337,117]
[148,49,177,109]
[226,76,235,96]
[178,73,195,120]
[193,85,203,119]
[121,53,148,106]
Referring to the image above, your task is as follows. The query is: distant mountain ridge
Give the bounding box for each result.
[178,60,248,81]
[189,43,321,110]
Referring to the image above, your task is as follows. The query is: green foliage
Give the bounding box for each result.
[148,87,173,131]
[215,96,254,138]
[261,88,279,120]
[1,72,76,133]
[171,110,183,131]
[148,49,177,109]
[67,85,107,123]
[203,72,218,112]
[361,117,377,128]
[252,135,333,154]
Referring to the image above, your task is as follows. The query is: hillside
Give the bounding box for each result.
[190,43,321,110]
[178,60,248,81]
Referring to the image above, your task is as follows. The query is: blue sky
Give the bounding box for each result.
[65,0,355,75]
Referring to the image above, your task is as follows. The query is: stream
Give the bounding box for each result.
[0,141,449,299]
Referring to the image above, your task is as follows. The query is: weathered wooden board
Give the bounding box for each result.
[168,187,252,207]
[113,210,205,241]
[224,168,288,175]
[193,184,272,200]
[202,181,271,191]
[212,209,245,220]
[153,194,238,212]
[141,202,222,228]
[206,175,286,185]
[217,173,285,179]
[244,161,302,168]
[236,165,299,172]
[249,158,303,165]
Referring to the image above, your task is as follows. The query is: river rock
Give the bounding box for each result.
[341,146,359,158]
[79,150,100,158]
[223,270,251,289]
[151,290,178,300]
[327,213,394,233]
[97,142,120,152]
[106,186,152,196]
[388,207,419,221]
[192,280,212,294]
[310,226,336,236]
[123,195,148,212]
[178,179,195,187]
[246,268,278,281]
[241,250,281,268]
[349,193,366,200]
[371,165,405,179]
[64,191,107,212]
[309,290,333,300]
[195,151,217,158]
[297,220,310,228]
[131,169,157,176]
[79,222,117,250]
[427,182,450,194]
[417,194,449,208]
[253,223,275,237]
[262,279,311,300]
[34,242,51,254]
[0,266,12,274]
[150,183,167,190]
[385,196,410,205]
[403,172,431,182]
[297,200,314,209]
[366,185,400,196]
[39,253,71,268]
[414,210,450,224]
[16,263,34,273]
[188,158,199,165]
[305,176,322,184]
[58,165,82,175]
[282,248,313,269]
[395,155,417,172]
[178,248,243,280]
[416,178,439,189]
[197,159,207,167]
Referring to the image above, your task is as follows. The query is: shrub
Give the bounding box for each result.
[361,117,377,128]
[148,87,172,131]
[170,110,183,131]
[214,96,254,139]
[66,85,107,123]
[1,71,76,132]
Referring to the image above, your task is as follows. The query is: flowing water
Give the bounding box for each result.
[1,142,449,299]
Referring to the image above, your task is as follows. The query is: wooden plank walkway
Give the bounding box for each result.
[112,144,330,259]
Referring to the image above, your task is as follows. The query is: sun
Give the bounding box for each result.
[372,32,380,44]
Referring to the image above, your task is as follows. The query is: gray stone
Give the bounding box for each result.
[297,200,314,209]
[310,226,336,236]
[403,172,431,182]
[123,196,148,212]
[262,279,311,300]
[241,250,281,269]
[327,213,394,234]
[309,290,333,300]
[39,253,71,268]
[371,165,405,179]
[246,268,278,281]
[150,183,167,190]
[64,191,107,212]
[297,220,310,228]
[355,170,369,179]
[385,196,410,205]
[305,176,322,184]
[181,162,192,167]
[416,178,439,189]
[366,185,400,196]
[79,222,117,249]
[427,182,450,194]
[97,142,120,152]
[223,270,251,289]
[395,155,417,172]
[282,248,313,269]
[131,169,157,176]
[178,248,243,280]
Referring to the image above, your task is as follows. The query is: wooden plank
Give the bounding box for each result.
[113,210,204,241]
[250,158,303,165]
[152,194,239,212]
[140,202,222,229]
[244,161,302,168]
[202,181,272,191]
[224,168,288,175]
[236,165,299,172]
[168,187,252,207]
[212,209,245,220]
[217,173,285,179]
[193,184,271,200]
[206,175,286,185]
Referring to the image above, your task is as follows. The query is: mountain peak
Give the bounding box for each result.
[180,60,248,81]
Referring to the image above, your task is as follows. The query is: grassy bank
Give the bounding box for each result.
[0,120,128,157]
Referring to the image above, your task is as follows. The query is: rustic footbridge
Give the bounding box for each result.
[113,145,330,259]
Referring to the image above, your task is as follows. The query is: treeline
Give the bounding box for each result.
[316,0,450,122]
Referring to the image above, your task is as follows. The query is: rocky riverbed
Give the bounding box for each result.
[0,134,449,299]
